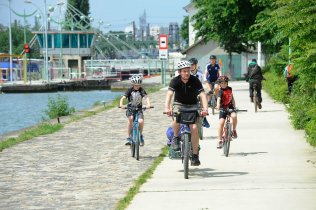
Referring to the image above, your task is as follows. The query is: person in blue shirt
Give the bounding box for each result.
[205,55,222,102]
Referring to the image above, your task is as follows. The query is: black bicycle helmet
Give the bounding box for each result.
[210,55,217,59]
[189,58,198,65]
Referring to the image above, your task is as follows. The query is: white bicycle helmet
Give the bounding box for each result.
[130,74,142,84]
[177,60,191,70]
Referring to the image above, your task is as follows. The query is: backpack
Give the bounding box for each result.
[283,65,294,78]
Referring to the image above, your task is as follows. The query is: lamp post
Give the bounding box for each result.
[8,0,13,82]
[25,0,49,83]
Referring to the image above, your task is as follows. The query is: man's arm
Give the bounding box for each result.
[165,90,174,116]
[198,91,209,116]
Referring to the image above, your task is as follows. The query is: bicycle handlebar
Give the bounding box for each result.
[119,106,154,111]
[220,108,247,113]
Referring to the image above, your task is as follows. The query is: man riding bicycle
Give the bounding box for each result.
[205,55,222,103]
[165,60,208,166]
[244,58,264,109]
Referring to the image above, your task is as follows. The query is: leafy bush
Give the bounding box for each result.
[44,95,75,123]
[262,71,289,103]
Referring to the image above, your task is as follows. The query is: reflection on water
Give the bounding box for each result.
[0,90,123,135]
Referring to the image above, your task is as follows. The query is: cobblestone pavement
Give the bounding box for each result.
[0,89,170,210]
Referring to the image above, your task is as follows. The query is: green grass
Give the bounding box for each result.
[115,146,169,210]
[0,123,63,152]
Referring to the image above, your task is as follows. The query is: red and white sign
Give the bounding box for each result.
[159,34,168,50]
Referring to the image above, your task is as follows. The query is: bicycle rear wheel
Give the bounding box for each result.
[183,133,190,179]
[211,95,216,115]
[253,90,258,112]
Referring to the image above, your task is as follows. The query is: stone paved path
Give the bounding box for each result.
[0,89,169,210]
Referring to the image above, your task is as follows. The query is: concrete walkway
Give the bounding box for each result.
[127,81,316,210]
[0,80,315,210]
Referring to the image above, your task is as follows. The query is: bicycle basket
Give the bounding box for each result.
[176,110,197,124]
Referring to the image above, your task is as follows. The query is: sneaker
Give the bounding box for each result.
[217,140,223,149]
[203,118,210,128]
[232,130,238,138]
[250,97,254,103]
[191,154,201,166]
[171,136,180,151]
[125,137,131,146]
[258,103,262,109]
[140,135,145,146]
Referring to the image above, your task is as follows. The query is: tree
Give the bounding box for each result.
[180,16,189,48]
[192,0,264,78]
[67,0,91,30]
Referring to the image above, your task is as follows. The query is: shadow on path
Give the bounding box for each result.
[178,167,249,178]
[229,151,268,157]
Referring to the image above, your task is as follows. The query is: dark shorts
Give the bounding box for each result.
[126,110,144,120]
[172,102,199,124]
[219,107,236,119]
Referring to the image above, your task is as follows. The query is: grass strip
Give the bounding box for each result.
[115,146,169,210]
[0,123,63,152]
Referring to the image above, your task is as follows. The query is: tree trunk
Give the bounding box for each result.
[228,51,234,79]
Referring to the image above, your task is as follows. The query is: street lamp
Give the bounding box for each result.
[8,0,13,82]
[24,0,49,83]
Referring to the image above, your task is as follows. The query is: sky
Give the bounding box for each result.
[0,0,190,31]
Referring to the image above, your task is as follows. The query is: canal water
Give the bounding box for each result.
[0,90,123,136]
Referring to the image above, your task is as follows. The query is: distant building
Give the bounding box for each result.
[168,22,180,50]
[150,25,161,41]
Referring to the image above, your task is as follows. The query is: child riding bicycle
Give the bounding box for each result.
[215,76,238,149]
[119,74,151,146]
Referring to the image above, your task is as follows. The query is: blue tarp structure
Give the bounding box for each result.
[0,61,18,68]
[27,63,39,72]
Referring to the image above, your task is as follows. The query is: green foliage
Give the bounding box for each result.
[44,95,75,122]
[67,0,90,30]
[0,123,63,152]
[0,22,40,58]
[180,16,189,47]
[262,71,289,103]
[192,0,264,53]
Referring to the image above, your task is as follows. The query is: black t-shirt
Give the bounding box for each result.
[168,75,204,105]
[124,87,147,107]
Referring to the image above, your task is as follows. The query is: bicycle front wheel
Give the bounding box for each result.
[183,133,190,179]
[135,127,140,160]
[224,123,231,157]
[198,118,203,140]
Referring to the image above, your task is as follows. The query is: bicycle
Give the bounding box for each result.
[119,106,153,160]
[207,82,217,115]
[220,108,247,157]
[164,106,201,179]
